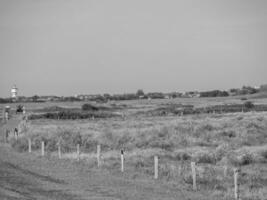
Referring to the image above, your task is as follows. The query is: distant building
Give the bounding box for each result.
[11,85,18,100]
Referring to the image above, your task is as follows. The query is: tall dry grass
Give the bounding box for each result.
[11,111,267,200]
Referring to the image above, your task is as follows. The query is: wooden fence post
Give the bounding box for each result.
[58,144,62,159]
[191,162,197,191]
[41,141,45,156]
[234,168,240,200]
[224,165,228,177]
[154,156,158,179]
[179,158,184,177]
[97,144,101,167]
[28,138,31,153]
[121,149,124,172]
[77,144,80,160]
[15,131,18,141]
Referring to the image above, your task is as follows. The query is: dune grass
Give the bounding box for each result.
[9,100,267,199]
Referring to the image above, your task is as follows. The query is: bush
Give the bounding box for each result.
[193,151,216,164]
[58,130,82,152]
[149,140,174,151]
[239,151,253,165]
[244,101,254,109]
[172,151,191,160]
[10,138,28,152]
[260,149,267,159]
[227,151,254,166]
[220,130,236,138]
[45,138,58,152]
[82,136,98,153]
[81,103,99,111]
[215,143,231,162]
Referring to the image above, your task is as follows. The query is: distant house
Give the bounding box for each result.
[182,91,200,98]
[164,95,170,99]
[139,95,145,99]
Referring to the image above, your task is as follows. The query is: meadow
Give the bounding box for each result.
[2,96,267,200]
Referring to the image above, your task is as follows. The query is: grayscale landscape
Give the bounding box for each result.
[1,1,267,200]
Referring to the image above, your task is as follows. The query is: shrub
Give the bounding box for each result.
[31,135,48,150]
[200,124,215,132]
[193,151,216,164]
[244,101,254,109]
[134,158,145,170]
[149,140,174,151]
[260,149,267,159]
[172,151,191,160]
[45,138,58,152]
[58,130,82,152]
[228,151,254,166]
[81,103,99,111]
[81,135,98,153]
[215,144,229,162]
[10,138,28,152]
[239,151,253,165]
[116,133,133,150]
[220,130,236,138]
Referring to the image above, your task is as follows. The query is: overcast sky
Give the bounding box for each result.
[0,0,267,97]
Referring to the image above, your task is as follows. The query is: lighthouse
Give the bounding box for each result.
[11,85,18,100]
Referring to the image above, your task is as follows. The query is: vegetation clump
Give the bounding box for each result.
[82,103,99,111]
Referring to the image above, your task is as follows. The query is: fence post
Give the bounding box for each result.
[224,165,228,177]
[77,144,80,161]
[41,141,45,156]
[15,131,18,141]
[97,144,101,167]
[154,156,158,179]
[179,158,184,177]
[58,144,61,159]
[28,138,31,153]
[121,149,124,172]
[191,162,197,191]
[234,168,240,200]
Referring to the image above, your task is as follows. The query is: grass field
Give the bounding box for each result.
[1,96,267,200]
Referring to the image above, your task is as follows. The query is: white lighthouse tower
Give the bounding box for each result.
[11,85,18,100]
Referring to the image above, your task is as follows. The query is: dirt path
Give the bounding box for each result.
[0,144,208,200]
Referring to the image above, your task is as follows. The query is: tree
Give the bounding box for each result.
[136,89,145,97]
[32,95,39,102]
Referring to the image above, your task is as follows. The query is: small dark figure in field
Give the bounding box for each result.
[16,104,24,114]
[5,129,10,142]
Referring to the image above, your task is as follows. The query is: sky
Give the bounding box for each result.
[0,0,267,97]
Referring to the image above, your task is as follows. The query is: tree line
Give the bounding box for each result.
[0,85,266,103]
